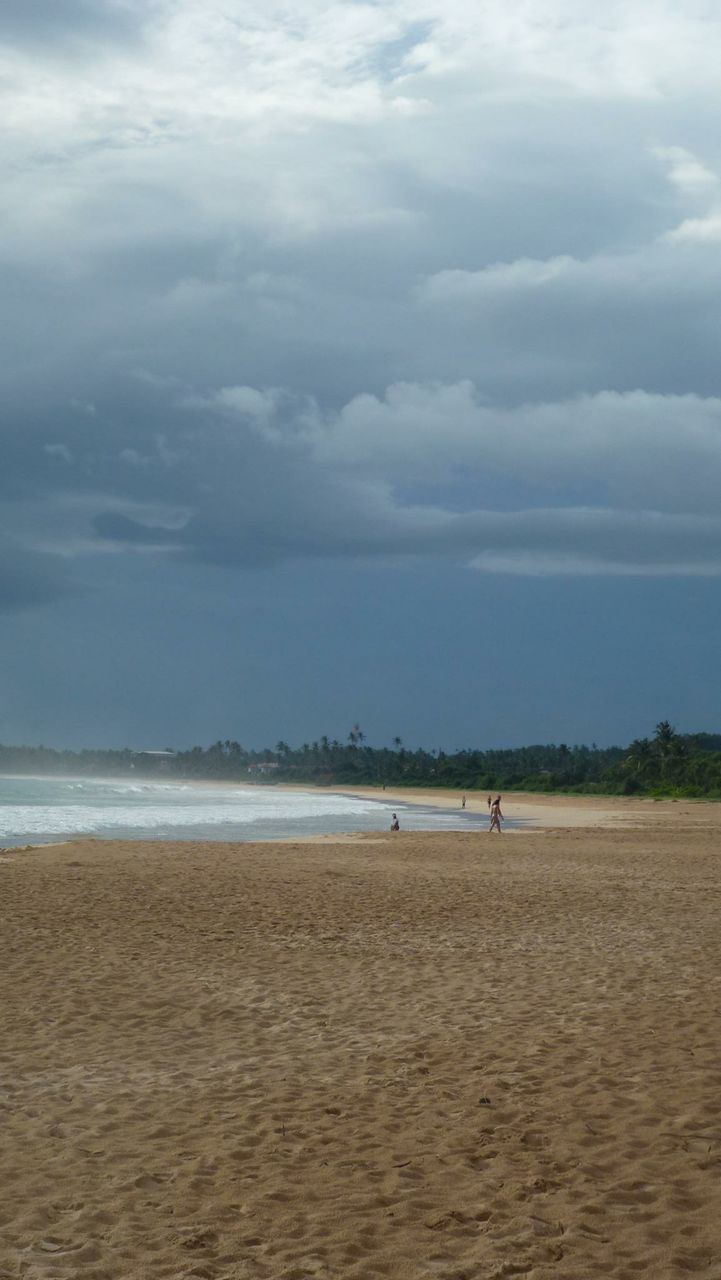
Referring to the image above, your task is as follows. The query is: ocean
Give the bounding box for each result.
[0,775,486,846]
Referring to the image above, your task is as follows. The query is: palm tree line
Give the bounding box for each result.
[2,721,721,795]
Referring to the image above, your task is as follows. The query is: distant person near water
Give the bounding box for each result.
[390,813,400,831]
[489,795,503,833]
[461,794,466,809]
[487,794,492,809]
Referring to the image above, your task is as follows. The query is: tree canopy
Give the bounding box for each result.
[2,722,721,796]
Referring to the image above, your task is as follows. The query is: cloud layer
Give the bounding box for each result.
[3,0,721,610]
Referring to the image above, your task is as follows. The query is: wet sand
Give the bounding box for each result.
[311,786,666,830]
[2,806,721,1279]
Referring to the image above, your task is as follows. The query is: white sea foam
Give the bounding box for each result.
[0,776,392,843]
[0,799,373,836]
[0,774,483,844]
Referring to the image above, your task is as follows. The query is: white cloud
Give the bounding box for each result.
[394,1,721,100]
[178,385,296,445]
[420,257,578,300]
[214,386,280,418]
[300,382,721,515]
[4,3,721,191]
[2,0,721,277]
[653,145,718,195]
[665,214,721,243]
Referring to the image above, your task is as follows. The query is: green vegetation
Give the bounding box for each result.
[2,721,721,796]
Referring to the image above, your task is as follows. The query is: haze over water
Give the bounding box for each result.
[0,776,486,847]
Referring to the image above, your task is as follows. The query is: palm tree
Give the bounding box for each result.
[653,721,677,777]
[654,721,676,753]
[626,737,653,775]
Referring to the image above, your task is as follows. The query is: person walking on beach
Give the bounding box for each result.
[461,794,466,809]
[390,813,400,831]
[489,795,503,833]
[487,794,492,810]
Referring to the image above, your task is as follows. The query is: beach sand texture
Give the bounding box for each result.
[2,812,721,1279]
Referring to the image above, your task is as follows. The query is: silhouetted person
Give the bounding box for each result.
[489,795,503,833]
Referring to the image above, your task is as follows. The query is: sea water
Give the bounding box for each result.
[0,775,487,846]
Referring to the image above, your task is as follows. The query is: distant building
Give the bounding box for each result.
[248,761,280,775]
[131,750,176,774]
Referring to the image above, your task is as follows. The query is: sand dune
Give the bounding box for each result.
[2,812,721,1278]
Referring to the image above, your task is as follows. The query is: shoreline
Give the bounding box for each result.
[0,775,708,850]
[267,783,678,831]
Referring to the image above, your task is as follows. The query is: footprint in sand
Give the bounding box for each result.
[34,1237,82,1256]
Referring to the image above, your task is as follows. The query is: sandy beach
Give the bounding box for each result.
[3,799,721,1279]
[305,787,670,831]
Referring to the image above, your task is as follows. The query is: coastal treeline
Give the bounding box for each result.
[2,721,721,796]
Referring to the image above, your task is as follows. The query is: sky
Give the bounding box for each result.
[3,0,721,751]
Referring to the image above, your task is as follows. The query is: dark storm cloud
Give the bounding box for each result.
[6,0,721,752]
[5,0,721,586]
[0,542,76,613]
[74,377,721,575]
[0,0,146,51]
[92,512,179,546]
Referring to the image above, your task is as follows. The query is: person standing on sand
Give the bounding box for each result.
[487,794,492,809]
[489,795,503,833]
[461,794,466,809]
[390,814,400,831]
